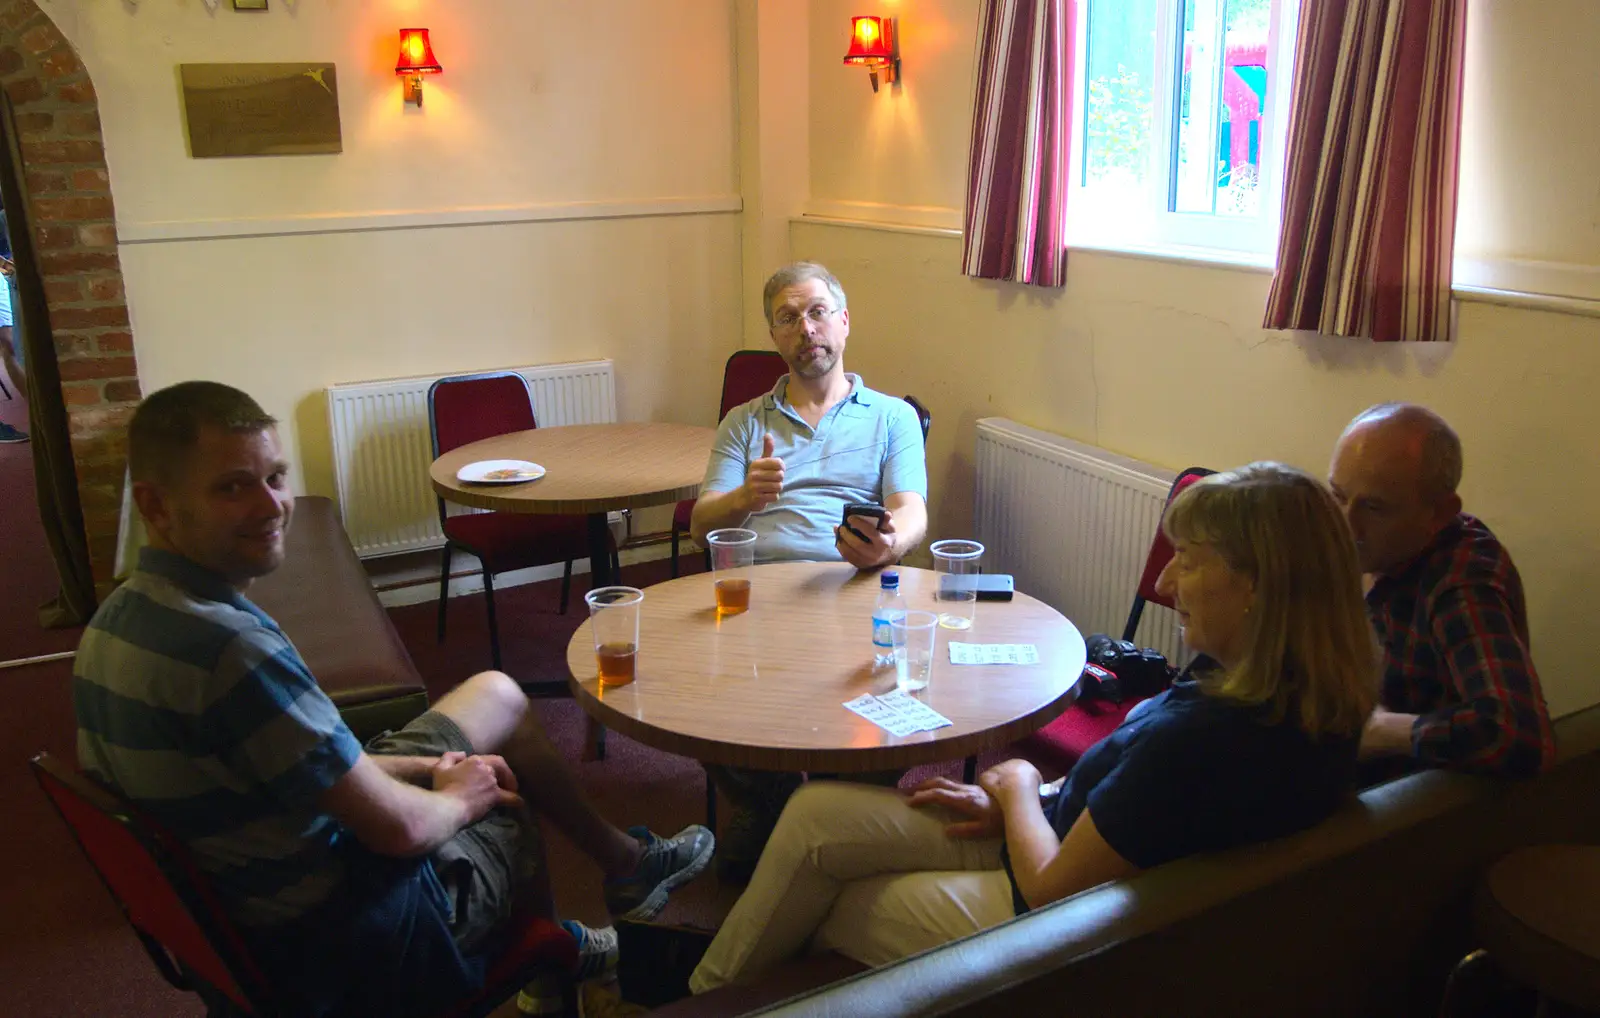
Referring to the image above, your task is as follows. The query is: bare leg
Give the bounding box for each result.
[0,327,23,399]
[431,671,643,877]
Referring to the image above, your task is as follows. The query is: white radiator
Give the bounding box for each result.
[326,359,617,559]
[974,418,1185,663]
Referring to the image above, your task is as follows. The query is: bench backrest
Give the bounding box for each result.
[754,703,1600,1018]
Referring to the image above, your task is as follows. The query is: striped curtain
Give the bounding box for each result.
[1264,0,1467,343]
[962,0,1072,288]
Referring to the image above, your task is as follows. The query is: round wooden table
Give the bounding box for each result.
[565,561,1087,773]
[429,422,717,588]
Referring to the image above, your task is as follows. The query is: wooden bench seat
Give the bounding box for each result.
[251,496,429,742]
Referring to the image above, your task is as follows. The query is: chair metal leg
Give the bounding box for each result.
[436,543,453,643]
[963,755,977,784]
[670,527,681,578]
[583,716,609,762]
[611,545,621,582]
[483,570,503,672]
[0,375,10,399]
[704,765,718,831]
[1439,949,1484,1018]
[559,560,573,614]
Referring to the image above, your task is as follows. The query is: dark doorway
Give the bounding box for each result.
[0,87,92,663]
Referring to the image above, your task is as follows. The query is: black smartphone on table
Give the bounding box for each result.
[936,573,1016,602]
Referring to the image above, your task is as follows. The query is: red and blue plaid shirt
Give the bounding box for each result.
[1366,514,1554,779]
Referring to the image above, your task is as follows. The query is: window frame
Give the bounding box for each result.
[1065,0,1301,264]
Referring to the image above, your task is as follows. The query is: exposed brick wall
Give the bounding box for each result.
[0,0,137,591]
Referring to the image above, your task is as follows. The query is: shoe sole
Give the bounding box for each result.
[617,833,715,922]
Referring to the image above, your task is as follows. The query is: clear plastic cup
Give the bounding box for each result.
[931,539,984,630]
[706,528,757,615]
[585,586,643,686]
[892,610,940,692]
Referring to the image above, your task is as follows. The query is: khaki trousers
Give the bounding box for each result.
[690,781,1016,992]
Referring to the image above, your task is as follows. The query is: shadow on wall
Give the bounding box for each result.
[294,391,337,499]
[1293,329,1458,378]
[972,274,1069,316]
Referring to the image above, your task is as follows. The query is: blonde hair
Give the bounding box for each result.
[1162,462,1377,738]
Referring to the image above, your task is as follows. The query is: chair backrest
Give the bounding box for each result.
[30,752,267,1013]
[903,395,931,442]
[719,350,788,421]
[428,371,538,459]
[1121,466,1216,642]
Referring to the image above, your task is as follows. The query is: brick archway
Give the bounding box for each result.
[0,0,138,591]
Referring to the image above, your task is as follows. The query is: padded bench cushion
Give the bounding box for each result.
[250,496,428,740]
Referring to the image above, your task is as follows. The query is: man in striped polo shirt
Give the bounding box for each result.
[75,381,713,1016]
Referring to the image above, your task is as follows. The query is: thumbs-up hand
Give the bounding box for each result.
[741,433,785,513]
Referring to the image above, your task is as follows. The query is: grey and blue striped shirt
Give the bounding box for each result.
[75,547,362,928]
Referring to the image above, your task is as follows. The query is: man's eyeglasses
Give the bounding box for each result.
[772,306,840,331]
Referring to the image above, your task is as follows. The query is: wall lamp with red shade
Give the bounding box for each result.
[396,28,442,107]
[843,15,900,93]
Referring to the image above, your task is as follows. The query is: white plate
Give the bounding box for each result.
[456,459,546,485]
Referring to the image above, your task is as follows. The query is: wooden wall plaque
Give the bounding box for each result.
[180,63,342,158]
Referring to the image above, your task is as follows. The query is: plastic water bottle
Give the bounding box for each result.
[872,570,906,669]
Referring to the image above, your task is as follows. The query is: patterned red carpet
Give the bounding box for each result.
[0,389,81,663]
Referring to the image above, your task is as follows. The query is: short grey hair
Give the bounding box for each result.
[1345,402,1463,498]
[762,262,848,327]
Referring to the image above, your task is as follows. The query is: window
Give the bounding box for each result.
[1068,0,1299,261]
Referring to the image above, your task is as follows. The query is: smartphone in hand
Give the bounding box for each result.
[840,502,889,543]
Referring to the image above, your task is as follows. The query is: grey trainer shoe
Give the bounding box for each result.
[603,825,715,921]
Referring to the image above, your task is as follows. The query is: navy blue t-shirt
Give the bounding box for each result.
[1008,661,1359,913]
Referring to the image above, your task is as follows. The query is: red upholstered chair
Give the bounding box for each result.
[430,371,611,673]
[30,752,577,1018]
[1021,466,1216,774]
[670,350,789,577]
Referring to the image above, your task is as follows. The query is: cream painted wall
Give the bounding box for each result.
[1455,0,1600,269]
[795,0,1600,715]
[44,0,743,515]
[122,216,740,501]
[808,0,970,226]
[737,0,812,349]
[57,1,737,223]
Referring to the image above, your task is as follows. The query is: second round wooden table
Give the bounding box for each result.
[429,421,717,588]
[565,561,1087,774]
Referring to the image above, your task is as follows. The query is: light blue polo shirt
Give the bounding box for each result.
[702,373,928,563]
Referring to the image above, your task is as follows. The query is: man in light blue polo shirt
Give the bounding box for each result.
[691,262,927,567]
[689,262,929,878]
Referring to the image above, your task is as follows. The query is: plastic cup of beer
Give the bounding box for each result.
[931,539,984,630]
[893,610,940,692]
[585,586,644,687]
[706,528,757,616]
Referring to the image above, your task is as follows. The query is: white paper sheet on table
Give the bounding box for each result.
[843,691,953,736]
[949,643,1040,665]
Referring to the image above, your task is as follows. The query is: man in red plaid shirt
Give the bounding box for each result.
[1329,403,1554,780]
